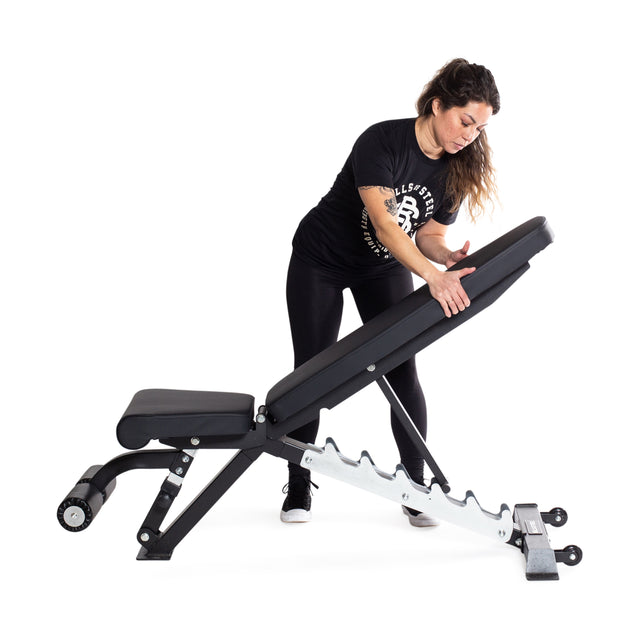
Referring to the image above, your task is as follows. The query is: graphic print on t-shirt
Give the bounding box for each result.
[360,183,435,259]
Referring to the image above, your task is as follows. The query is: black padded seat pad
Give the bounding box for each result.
[265,217,553,425]
[117,389,255,450]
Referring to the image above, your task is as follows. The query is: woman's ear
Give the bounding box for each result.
[431,98,441,117]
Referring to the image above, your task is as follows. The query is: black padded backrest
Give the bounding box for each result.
[265,217,553,427]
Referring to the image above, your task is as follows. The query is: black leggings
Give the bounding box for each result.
[286,254,427,484]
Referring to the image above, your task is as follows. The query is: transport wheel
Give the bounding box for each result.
[548,507,568,527]
[562,545,582,566]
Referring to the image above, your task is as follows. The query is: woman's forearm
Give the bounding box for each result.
[375,221,440,283]
[415,232,452,266]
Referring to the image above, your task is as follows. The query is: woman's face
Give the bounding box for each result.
[432,100,493,154]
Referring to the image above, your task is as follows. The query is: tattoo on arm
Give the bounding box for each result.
[359,185,394,194]
[384,196,398,218]
[359,186,398,218]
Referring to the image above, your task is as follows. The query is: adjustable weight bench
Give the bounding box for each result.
[57,217,582,580]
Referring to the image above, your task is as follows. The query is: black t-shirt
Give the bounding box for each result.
[293,118,458,274]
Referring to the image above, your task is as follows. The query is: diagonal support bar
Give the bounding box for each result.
[376,375,449,490]
[137,447,263,560]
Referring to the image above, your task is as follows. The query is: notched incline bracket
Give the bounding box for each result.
[300,438,513,542]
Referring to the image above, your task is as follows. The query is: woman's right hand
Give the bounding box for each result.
[425,268,476,318]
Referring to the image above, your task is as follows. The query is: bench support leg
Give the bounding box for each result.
[509,504,583,580]
[135,449,198,550]
[137,446,263,560]
[511,504,559,580]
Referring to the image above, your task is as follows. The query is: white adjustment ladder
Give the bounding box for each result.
[300,437,513,542]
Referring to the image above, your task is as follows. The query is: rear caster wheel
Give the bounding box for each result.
[561,545,582,566]
[545,507,568,527]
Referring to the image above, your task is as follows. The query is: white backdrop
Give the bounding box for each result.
[2,1,637,637]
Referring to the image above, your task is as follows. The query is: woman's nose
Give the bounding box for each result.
[462,128,479,144]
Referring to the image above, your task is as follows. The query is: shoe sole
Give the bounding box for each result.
[280,508,312,523]
[407,516,439,527]
[402,506,439,527]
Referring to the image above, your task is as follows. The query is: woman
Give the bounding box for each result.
[281,58,500,525]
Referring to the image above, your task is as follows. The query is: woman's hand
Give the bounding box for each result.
[425,267,476,318]
[445,240,471,269]
[356,188,476,317]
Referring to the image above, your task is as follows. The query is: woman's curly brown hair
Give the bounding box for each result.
[416,58,500,221]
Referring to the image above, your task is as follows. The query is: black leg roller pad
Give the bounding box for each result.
[57,466,117,532]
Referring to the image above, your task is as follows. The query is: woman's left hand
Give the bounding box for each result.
[445,241,470,269]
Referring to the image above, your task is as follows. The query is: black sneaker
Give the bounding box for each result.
[280,475,318,523]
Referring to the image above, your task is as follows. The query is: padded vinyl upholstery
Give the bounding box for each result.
[114,217,552,449]
[265,217,553,425]
[116,389,255,450]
